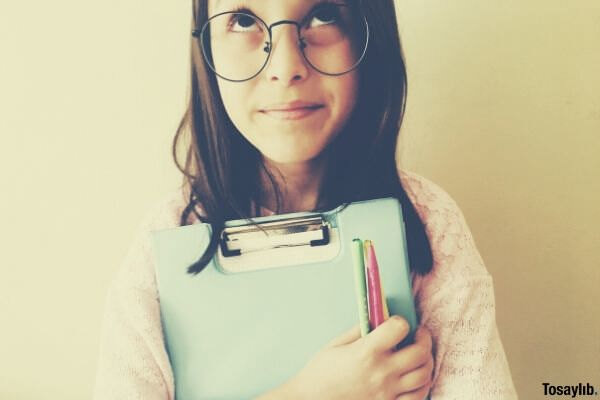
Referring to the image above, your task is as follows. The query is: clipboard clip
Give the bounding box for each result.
[220,215,331,257]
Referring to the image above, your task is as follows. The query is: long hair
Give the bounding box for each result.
[172,0,433,276]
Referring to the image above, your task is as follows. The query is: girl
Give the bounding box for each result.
[93,0,518,399]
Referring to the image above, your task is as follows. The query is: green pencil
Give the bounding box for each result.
[352,238,370,337]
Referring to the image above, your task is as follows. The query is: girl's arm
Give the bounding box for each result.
[93,198,179,400]
[421,271,517,399]
[410,180,518,399]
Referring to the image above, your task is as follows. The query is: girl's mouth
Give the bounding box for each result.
[259,101,325,121]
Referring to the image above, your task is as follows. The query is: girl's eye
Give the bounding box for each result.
[230,14,259,32]
[309,3,341,27]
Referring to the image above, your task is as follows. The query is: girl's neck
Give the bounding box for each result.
[259,156,327,214]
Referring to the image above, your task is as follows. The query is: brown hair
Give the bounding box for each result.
[172,0,433,276]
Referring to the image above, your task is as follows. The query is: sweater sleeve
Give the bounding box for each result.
[418,262,518,399]
[92,196,182,400]
[401,171,518,399]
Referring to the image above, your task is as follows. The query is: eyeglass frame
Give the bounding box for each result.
[191,6,370,82]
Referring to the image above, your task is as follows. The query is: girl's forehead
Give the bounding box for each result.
[208,0,344,17]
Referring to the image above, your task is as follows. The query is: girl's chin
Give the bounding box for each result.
[259,143,326,165]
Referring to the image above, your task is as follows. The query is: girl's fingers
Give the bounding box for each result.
[414,325,433,353]
[395,381,432,400]
[388,327,433,376]
[365,316,410,353]
[392,357,434,394]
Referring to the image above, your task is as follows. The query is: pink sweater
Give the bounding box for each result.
[93,169,518,399]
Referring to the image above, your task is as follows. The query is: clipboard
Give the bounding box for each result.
[152,197,419,399]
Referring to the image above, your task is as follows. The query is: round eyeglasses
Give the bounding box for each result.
[192,3,369,82]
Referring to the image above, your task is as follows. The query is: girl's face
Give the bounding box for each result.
[207,0,359,165]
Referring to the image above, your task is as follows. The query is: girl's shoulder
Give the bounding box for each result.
[133,185,198,235]
[398,168,465,231]
[398,168,490,281]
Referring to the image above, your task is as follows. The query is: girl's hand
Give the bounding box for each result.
[289,316,434,400]
[393,325,434,400]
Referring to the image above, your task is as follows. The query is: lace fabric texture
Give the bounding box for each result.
[92,169,518,399]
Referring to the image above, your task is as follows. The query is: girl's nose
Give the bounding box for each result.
[264,25,309,85]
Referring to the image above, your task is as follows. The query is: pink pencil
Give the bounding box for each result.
[365,240,385,329]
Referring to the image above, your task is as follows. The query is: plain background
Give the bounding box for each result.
[1,1,598,399]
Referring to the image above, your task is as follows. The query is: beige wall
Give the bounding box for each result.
[396,1,600,399]
[0,1,598,399]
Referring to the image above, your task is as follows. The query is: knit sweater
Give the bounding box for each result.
[93,169,518,399]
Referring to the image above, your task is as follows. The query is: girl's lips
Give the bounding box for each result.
[259,101,325,120]
[260,105,324,120]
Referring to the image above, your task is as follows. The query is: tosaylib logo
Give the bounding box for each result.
[542,382,599,397]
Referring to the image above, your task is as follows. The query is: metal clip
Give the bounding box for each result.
[220,215,330,257]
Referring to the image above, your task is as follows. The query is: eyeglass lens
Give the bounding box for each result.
[201,4,368,81]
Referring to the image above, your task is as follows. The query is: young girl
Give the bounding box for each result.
[93,0,518,398]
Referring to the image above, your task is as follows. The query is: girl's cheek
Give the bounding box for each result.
[218,82,251,125]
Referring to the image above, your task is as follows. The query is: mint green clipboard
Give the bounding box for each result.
[152,197,419,399]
